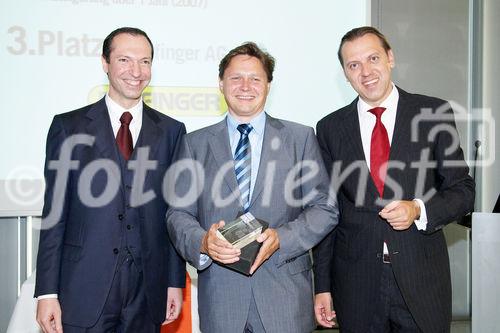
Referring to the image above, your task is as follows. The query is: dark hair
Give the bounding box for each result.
[102,27,154,63]
[337,26,392,66]
[219,42,275,82]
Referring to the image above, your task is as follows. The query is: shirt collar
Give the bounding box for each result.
[226,111,266,136]
[357,82,399,115]
[105,94,143,122]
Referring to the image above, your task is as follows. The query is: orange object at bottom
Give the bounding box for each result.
[161,273,192,333]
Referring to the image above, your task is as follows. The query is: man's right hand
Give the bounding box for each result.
[200,220,241,264]
[314,292,336,328]
[36,298,63,333]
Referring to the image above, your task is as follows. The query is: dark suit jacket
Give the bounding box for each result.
[34,97,186,327]
[313,87,474,333]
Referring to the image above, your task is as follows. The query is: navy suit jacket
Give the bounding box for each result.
[313,88,475,333]
[35,97,186,327]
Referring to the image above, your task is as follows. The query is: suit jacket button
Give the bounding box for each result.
[113,248,119,254]
[127,224,131,230]
[118,214,124,220]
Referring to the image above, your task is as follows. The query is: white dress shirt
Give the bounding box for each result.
[199,111,267,266]
[105,94,143,147]
[226,111,266,203]
[356,83,428,235]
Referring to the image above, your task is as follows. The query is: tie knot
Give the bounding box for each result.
[120,112,133,125]
[237,123,253,136]
[368,107,386,119]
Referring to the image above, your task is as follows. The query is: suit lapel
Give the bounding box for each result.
[339,100,381,201]
[249,114,287,208]
[85,98,165,203]
[207,119,240,193]
[85,97,125,201]
[388,87,413,165]
[341,100,366,164]
[134,104,162,159]
[383,88,415,200]
[85,97,121,162]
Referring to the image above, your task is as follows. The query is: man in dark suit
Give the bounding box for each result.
[35,27,186,333]
[313,26,474,333]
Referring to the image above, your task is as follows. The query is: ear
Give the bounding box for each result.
[266,82,271,93]
[219,79,224,92]
[101,56,109,74]
[388,49,395,68]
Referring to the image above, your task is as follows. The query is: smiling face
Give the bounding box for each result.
[101,33,152,109]
[341,33,395,107]
[219,54,271,122]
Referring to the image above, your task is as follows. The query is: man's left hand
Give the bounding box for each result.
[379,200,420,231]
[249,228,280,274]
[163,287,183,325]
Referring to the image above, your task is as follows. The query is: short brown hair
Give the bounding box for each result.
[338,26,392,66]
[219,42,275,82]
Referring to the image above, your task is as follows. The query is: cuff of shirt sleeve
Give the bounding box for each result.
[199,253,210,267]
[37,294,58,300]
[413,199,428,231]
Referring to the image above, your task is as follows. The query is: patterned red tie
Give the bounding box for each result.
[116,112,133,160]
[368,107,390,197]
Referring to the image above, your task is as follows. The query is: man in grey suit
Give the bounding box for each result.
[166,42,339,333]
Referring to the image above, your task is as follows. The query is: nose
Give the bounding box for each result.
[130,61,141,77]
[240,78,251,91]
[360,62,372,77]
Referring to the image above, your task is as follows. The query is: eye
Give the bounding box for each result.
[348,63,359,70]
[141,59,152,65]
[118,58,128,63]
[370,55,380,62]
[230,76,241,81]
[252,77,261,82]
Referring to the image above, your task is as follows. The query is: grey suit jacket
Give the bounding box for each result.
[166,113,338,333]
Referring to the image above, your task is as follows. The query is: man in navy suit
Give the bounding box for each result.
[313,27,474,332]
[35,27,186,333]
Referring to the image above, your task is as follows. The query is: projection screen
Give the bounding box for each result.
[0,0,368,215]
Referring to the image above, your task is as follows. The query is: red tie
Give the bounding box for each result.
[116,112,133,160]
[368,107,390,197]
